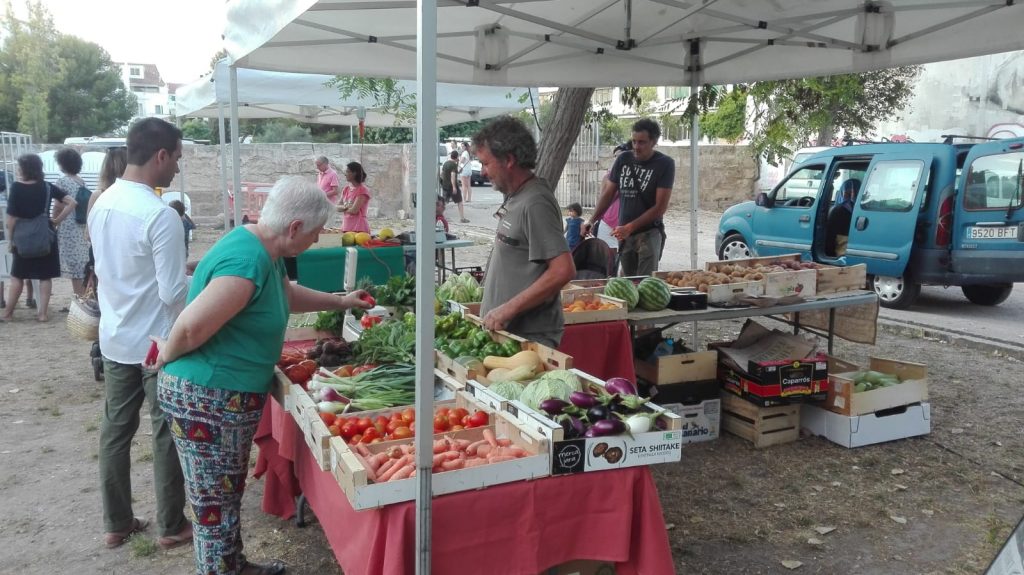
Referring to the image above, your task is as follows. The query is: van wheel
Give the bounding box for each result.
[718,234,751,260]
[961,283,1013,306]
[871,275,920,309]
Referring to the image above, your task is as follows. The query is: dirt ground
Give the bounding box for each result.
[1,216,1022,575]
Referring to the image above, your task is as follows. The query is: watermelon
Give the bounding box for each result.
[637,277,671,311]
[604,277,639,309]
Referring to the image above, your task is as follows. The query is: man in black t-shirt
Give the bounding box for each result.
[439,150,468,223]
[584,118,674,275]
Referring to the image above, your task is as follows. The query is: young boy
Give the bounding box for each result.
[564,202,584,251]
[435,197,450,233]
[168,200,196,258]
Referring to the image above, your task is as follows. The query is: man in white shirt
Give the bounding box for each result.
[88,118,192,550]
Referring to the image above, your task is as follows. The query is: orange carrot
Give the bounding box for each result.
[466,439,488,456]
[432,453,447,467]
[433,439,451,454]
[475,444,493,457]
[483,428,498,448]
[354,443,371,457]
[369,452,390,469]
[440,459,465,471]
[390,464,415,481]
[496,438,512,447]
[378,455,411,482]
[452,438,472,450]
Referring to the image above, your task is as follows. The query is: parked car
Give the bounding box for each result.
[471,158,489,186]
[716,138,1024,309]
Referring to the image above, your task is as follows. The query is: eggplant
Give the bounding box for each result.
[604,377,637,397]
[540,398,570,416]
[583,426,600,438]
[568,415,587,437]
[559,416,578,439]
[570,391,600,409]
[590,418,626,436]
[586,405,612,422]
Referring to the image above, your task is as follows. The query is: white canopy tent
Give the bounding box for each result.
[175,61,536,227]
[175,61,537,127]
[224,1,1024,571]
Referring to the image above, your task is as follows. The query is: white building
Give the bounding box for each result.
[118,63,181,121]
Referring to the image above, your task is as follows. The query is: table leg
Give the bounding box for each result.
[294,494,309,528]
[827,308,836,354]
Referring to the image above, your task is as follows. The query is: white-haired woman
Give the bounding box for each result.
[147,176,371,575]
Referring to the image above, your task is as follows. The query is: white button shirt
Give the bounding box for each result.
[88,179,189,365]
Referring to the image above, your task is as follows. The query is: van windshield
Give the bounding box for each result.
[962,151,1024,211]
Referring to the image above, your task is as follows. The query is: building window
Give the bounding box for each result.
[593,88,614,107]
[155,105,164,115]
[138,103,146,116]
[129,66,143,78]
[666,86,690,100]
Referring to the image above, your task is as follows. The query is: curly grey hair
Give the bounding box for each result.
[259,176,333,234]
[471,115,537,170]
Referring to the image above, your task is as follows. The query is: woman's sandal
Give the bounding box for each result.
[104,517,150,548]
[156,523,193,550]
[240,557,286,575]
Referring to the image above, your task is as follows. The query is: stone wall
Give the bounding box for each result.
[42,141,759,223]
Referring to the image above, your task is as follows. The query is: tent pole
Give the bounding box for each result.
[414,1,438,574]
[689,40,701,351]
[218,101,230,230]
[230,65,242,228]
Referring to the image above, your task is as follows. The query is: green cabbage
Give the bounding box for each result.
[438,272,482,303]
[519,370,581,410]
[489,380,525,401]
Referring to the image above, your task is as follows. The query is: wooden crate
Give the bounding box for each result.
[561,291,627,325]
[653,269,764,303]
[436,314,573,384]
[634,349,718,385]
[707,254,817,298]
[331,398,549,510]
[720,392,800,448]
[826,357,928,416]
[814,263,867,294]
[270,366,292,406]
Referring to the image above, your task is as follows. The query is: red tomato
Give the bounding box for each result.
[359,292,377,307]
[319,412,337,427]
[334,416,349,428]
[432,411,448,429]
[340,422,359,440]
[374,415,389,428]
[391,426,413,440]
[355,417,373,432]
[350,434,362,444]
[386,419,404,434]
[374,423,385,435]
[361,428,379,443]
[449,424,464,432]
[448,408,469,425]
[467,411,489,428]
[401,408,416,422]
[327,425,341,437]
[436,407,450,418]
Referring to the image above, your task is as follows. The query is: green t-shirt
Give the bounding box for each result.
[163,227,289,393]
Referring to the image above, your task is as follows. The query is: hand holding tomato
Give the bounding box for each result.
[346,290,375,310]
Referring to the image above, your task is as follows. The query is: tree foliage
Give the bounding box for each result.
[181,118,212,142]
[0,0,136,141]
[47,35,136,142]
[256,120,312,143]
[701,66,922,166]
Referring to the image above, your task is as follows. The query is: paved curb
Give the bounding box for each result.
[877,318,1024,362]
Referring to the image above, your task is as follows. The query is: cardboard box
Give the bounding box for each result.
[542,560,616,575]
[827,357,928,416]
[801,402,931,448]
[663,398,720,444]
[667,289,708,311]
[712,321,829,406]
[720,392,799,448]
[635,349,717,386]
[331,402,550,510]
[503,369,683,475]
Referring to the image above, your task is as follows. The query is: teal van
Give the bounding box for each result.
[716,138,1024,309]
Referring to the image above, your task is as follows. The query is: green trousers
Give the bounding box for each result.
[99,360,187,536]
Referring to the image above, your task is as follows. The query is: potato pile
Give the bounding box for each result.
[663,259,820,293]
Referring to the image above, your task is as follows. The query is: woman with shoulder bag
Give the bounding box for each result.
[1,153,76,323]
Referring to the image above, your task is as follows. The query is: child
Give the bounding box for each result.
[435,197,450,233]
[564,202,584,251]
[168,200,196,258]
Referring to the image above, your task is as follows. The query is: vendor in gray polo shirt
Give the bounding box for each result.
[473,116,576,348]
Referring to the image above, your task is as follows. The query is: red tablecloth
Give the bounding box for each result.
[253,398,674,575]
[558,320,636,382]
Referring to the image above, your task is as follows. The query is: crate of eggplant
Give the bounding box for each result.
[495,369,683,475]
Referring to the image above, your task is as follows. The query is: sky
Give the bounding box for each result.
[18,0,226,84]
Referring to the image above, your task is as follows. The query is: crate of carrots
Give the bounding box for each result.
[329,391,550,510]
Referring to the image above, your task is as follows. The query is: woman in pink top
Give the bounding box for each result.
[337,161,371,233]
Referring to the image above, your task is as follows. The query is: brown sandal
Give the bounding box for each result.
[157,523,193,550]
[104,517,149,548]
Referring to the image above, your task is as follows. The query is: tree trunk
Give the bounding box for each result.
[535,87,595,186]
[817,117,836,147]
